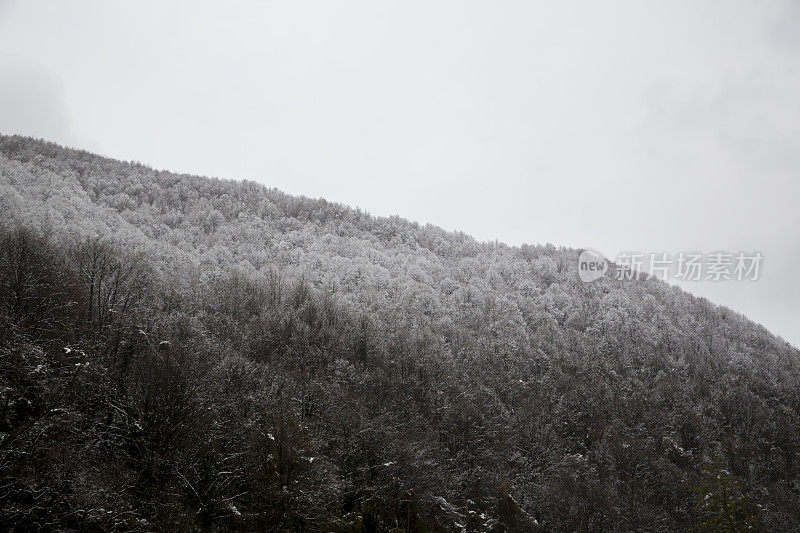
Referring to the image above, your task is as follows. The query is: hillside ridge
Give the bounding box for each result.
[1,133,799,530]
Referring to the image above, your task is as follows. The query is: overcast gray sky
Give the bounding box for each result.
[1,0,798,346]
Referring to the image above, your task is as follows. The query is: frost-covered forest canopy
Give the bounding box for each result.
[1,134,798,531]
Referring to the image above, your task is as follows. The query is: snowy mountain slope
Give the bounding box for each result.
[1,134,798,531]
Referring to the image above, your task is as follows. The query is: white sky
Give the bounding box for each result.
[1,1,798,346]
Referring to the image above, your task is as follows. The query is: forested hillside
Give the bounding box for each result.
[1,134,798,531]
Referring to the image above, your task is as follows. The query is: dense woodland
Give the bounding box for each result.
[0,134,798,531]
